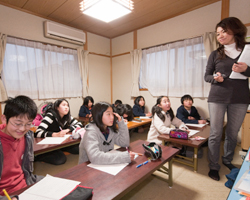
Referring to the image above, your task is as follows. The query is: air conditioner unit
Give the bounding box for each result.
[44,21,85,45]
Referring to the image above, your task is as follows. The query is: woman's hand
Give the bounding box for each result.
[188,116,195,120]
[113,112,122,122]
[232,62,248,73]
[214,72,224,82]
[146,112,152,117]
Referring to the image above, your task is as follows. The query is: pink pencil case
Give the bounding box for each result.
[169,129,188,140]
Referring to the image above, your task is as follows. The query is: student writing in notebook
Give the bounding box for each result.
[0,96,43,200]
[35,99,83,165]
[204,17,250,181]
[147,96,188,145]
[79,102,135,165]
[79,96,94,118]
[176,94,206,124]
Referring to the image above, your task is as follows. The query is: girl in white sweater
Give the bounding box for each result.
[147,96,187,145]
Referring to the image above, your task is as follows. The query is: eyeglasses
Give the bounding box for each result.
[9,120,32,129]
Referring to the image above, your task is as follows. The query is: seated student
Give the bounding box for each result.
[35,99,83,165]
[79,102,135,165]
[147,96,188,145]
[176,94,206,124]
[0,96,43,200]
[113,103,134,123]
[112,99,122,108]
[132,96,151,117]
[79,96,94,118]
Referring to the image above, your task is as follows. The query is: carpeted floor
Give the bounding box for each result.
[34,129,242,200]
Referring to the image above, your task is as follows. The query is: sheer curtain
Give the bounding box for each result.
[2,37,82,99]
[77,47,89,98]
[131,49,142,97]
[140,36,210,97]
[0,33,8,102]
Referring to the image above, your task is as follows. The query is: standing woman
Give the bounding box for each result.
[35,99,83,165]
[204,17,250,181]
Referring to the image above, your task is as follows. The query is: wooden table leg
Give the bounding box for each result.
[168,159,173,187]
[194,147,198,172]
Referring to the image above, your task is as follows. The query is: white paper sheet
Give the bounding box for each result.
[229,44,250,80]
[185,123,207,128]
[19,174,80,200]
[139,116,151,119]
[88,163,129,176]
[37,135,70,144]
[188,129,200,137]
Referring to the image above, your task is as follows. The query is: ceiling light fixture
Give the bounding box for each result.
[80,0,134,23]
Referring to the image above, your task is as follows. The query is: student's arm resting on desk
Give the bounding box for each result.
[113,120,130,147]
[176,106,199,124]
[172,117,188,130]
[68,116,83,132]
[79,124,131,165]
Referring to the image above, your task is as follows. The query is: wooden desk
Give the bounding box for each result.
[77,117,152,130]
[33,137,81,156]
[127,118,152,129]
[157,124,210,172]
[13,140,179,199]
[55,140,178,199]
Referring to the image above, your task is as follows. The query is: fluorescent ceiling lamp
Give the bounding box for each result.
[80,0,134,23]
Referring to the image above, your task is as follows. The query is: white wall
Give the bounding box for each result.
[0,4,111,117]
[112,1,222,118]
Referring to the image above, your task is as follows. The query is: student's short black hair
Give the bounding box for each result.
[134,96,145,106]
[114,99,122,106]
[83,96,94,107]
[3,95,37,123]
[91,102,118,133]
[181,94,193,105]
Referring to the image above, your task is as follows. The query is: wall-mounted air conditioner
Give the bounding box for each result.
[44,21,85,45]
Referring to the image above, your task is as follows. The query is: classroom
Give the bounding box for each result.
[0,0,250,199]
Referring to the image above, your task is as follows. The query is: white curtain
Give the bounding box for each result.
[77,47,89,98]
[0,33,8,102]
[140,36,210,97]
[2,37,82,99]
[203,32,218,59]
[131,49,142,97]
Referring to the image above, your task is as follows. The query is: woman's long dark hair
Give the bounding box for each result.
[152,96,174,122]
[216,17,247,59]
[91,102,118,133]
[50,99,71,128]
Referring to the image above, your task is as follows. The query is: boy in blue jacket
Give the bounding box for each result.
[176,94,206,124]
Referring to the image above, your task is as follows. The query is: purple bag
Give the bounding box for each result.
[169,129,188,140]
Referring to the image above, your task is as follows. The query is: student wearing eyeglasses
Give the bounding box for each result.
[0,96,43,200]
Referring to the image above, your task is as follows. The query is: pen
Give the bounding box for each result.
[136,160,149,168]
[126,147,130,153]
[59,126,62,131]
[2,189,11,200]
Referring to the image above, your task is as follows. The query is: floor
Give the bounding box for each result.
[33,128,243,200]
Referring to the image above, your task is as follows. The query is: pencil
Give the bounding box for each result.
[2,189,11,200]
[136,153,143,156]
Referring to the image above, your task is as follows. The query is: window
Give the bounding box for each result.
[2,37,82,99]
[139,36,210,97]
